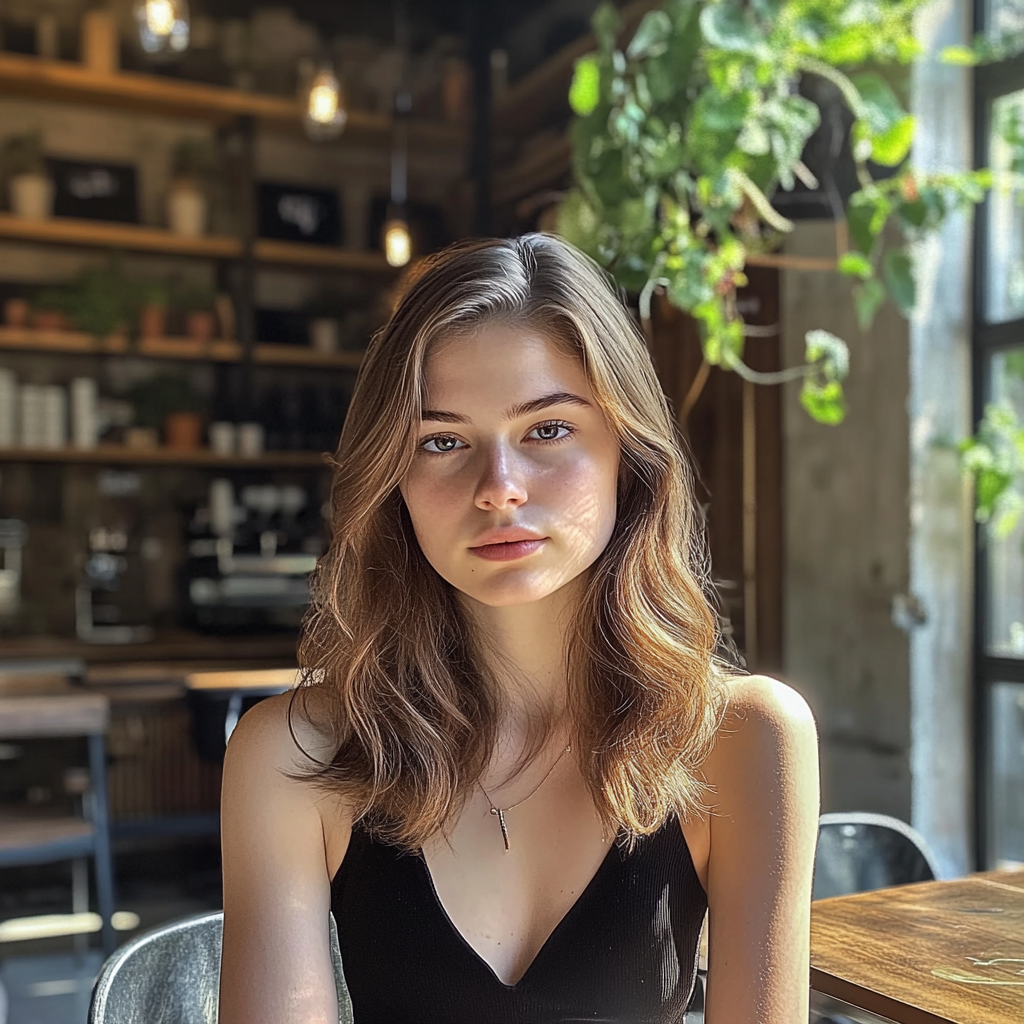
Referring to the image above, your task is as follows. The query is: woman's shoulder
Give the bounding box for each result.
[227,687,338,774]
[223,688,354,878]
[701,673,819,805]
[718,672,817,735]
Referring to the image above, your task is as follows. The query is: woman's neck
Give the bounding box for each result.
[460,577,584,729]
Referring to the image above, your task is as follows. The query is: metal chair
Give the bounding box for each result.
[812,812,942,1024]
[87,909,353,1024]
[0,689,116,955]
[813,811,940,901]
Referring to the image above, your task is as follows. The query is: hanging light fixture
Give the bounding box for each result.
[383,0,412,267]
[303,61,347,141]
[383,212,412,267]
[133,0,190,56]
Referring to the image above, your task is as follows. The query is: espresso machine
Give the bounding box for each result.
[181,479,322,633]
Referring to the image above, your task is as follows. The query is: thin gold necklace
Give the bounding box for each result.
[478,743,572,853]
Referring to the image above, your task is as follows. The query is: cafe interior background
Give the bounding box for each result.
[0,0,1021,1021]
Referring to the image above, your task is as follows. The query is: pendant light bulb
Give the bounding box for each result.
[383,215,412,268]
[134,0,190,56]
[303,63,347,141]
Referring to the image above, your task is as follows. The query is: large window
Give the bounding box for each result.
[975,0,1024,868]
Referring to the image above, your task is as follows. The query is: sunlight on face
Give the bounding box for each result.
[399,323,620,608]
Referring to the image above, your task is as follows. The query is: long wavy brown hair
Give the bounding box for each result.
[289,233,732,850]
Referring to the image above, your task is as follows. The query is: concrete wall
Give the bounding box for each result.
[907,0,975,878]
[780,220,913,821]
[779,0,977,877]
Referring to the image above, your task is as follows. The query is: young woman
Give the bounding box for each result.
[218,234,819,1024]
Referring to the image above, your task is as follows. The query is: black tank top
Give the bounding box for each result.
[330,816,706,1024]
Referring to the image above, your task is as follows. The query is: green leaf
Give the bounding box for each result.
[854,278,886,331]
[871,114,916,166]
[850,72,906,136]
[838,251,874,280]
[805,329,850,381]
[882,248,916,314]
[700,1,761,53]
[556,190,601,254]
[569,56,601,116]
[896,197,928,230]
[626,10,672,59]
[800,379,847,424]
[592,2,621,51]
[939,45,979,66]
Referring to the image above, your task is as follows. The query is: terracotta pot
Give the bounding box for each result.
[31,309,67,331]
[186,310,215,342]
[4,297,29,327]
[164,411,203,450]
[139,304,167,339]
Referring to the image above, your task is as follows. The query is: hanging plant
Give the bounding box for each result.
[558,0,1024,425]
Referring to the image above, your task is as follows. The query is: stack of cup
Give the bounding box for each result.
[70,378,99,450]
[0,370,16,447]
[18,384,45,448]
[40,385,67,449]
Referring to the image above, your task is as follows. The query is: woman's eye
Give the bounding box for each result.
[421,435,466,453]
[529,421,573,442]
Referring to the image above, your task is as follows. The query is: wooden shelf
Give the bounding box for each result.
[0,327,367,368]
[493,0,656,139]
[493,134,571,206]
[0,214,396,274]
[0,51,464,149]
[0,445,329,468]
[253,239,391,273]
[0,212,240,258]
[0,631,299,666]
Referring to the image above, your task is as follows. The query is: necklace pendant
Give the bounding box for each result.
[489,806,511,852]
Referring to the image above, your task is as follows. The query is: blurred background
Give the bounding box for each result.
[0,1,1021,1022]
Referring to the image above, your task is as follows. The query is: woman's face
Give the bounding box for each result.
[399,322,620,608]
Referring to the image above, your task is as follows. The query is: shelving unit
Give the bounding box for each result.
[0,213,397,273]
[0,51,464,151]
[0,446,328,468]
[0,327,367,369]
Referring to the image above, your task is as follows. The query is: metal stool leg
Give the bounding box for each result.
[87,732,116,956]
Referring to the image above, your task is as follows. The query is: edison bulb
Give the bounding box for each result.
[303,64,347,141]
[384,217,411,267]
[134,0,190,55]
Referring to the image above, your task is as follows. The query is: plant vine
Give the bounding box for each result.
[558,0,1024,426]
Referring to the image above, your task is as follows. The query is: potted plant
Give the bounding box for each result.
[3,296,29,328]
[31,286,72,332]
[558,0,1023,426]
[1,133,53,220]
[137,280,170,339]
[177,283,218,343]
[57,260,136,342]
[167,137,218,237]
[127,372,205,450]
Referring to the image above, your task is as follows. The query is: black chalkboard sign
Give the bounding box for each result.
[48,157,138,223]
[257,183,342,246]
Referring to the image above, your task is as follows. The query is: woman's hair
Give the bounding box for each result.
[290,233,731,850]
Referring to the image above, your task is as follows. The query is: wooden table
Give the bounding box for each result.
[811,869,1024,1024]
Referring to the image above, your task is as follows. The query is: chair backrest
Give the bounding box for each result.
[88,910,353,1024]
[813,811,941,901]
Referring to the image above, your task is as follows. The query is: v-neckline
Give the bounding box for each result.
[418,840,618,990]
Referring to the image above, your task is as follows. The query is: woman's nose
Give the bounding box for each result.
[474,442,528,510]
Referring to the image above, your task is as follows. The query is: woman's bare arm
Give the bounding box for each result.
[219,691,352,1024]
[702,675,820,1024]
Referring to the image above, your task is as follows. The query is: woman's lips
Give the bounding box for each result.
[468,538,547,561]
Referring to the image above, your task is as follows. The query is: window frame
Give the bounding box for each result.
[972,1,1024,869]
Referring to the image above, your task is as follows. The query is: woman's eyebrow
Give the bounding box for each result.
[421,391,591,424]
